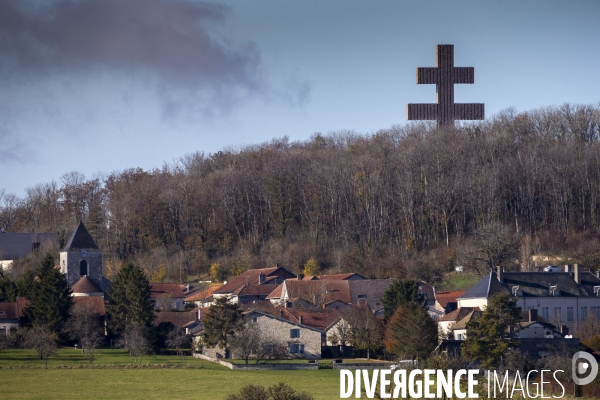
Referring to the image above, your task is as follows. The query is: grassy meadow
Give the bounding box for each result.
[0,349,340,400]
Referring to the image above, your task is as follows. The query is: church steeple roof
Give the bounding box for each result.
[64,221,99,250]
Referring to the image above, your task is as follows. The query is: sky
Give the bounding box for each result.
[1,0,599,197]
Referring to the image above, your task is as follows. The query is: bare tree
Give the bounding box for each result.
[165,326,191,360]
[327,319,352,346]
[117,323,151,364]
[229,321,262,364]
[23,324,58,366]
[64,302,104,362]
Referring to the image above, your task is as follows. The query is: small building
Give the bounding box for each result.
[0,232,58,270]
[201,309,323,360]
[150,283,196,311]
[457,265,600,329]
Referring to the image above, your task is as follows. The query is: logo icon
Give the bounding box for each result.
[572,351,599,385]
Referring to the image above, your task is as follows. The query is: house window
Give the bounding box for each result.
[0,328,6,335]
[289,344,305,354]
[581,306,588,320]
[252,317,258,323]
[290,329,300,338]
[357,294,367,299]
[541,307,549,320]
[553,307,561,320]
[262,343,273,353]
[567,307,574,322]
[79,260,88,276]
[592,306,600,318]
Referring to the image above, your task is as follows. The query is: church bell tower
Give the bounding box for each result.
[59,221,103,289]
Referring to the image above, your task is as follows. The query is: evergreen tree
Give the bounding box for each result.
[201,296,243,351]
[381,279,423,319]
[0,277,17,302]
[462,292,522,368]
[384,303,438,361]
[24,254,72,333]
[106,262,154,336]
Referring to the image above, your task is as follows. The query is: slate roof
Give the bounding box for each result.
[72,296,106,316]
[214,265,296,295]
[153,311,197,328]
[71,276,103,294]
[459,271,600,299]
[0,232,58,260]
[63,221,99,250]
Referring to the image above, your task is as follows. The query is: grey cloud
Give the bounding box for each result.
[0,0,263,114]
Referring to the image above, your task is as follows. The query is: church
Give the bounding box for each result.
[59,221,110,316]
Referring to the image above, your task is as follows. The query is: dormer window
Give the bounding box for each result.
[594,286,600,297]
[549,285,558,296]
[512,285,521,296]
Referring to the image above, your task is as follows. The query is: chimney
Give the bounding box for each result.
[197,308,202,321]
[258,273,265,285]
[574,264,581,284]
[279,310,284,318]
[497,266,504,283]
[560,325,569,336]
[528,309,537,322]
[564,265,571,273]
[596,270,600,279]
[299,315,303,324]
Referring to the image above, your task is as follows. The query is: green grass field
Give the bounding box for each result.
[0,349,341,400]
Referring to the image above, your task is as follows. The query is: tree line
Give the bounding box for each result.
[2,103,600,282]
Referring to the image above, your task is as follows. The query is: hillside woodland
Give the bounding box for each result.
[2,103,600,285]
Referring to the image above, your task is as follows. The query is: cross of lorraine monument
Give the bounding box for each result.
[407,44,484,128]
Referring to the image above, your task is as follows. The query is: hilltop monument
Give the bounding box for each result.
[407,44,484,128]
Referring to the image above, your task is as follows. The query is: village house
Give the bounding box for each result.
[184,285,220,308]
[212,265,296,305]
[266,278,394,316]
[150,283,196,311]
[201,309,322,360]
[0,232,58,270]
[458,265,600,329]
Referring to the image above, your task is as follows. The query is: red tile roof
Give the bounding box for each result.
[153,311,197,328]
[279,308,341,331]
[213,265,296,295]
[150,283,192,299]
[0,302,19,319]
[16,297,29,317]
[72,296,106,316]
[278,280,352,304]
[71,276,103,294]
[435,291,466,308]
[318,273,366,280]
[232,284,280,297]
[185,285,219,302]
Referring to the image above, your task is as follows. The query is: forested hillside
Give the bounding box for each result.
[2,104,600,283]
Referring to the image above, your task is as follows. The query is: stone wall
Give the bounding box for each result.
[246,311,322,360]
[193,353,319,370]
